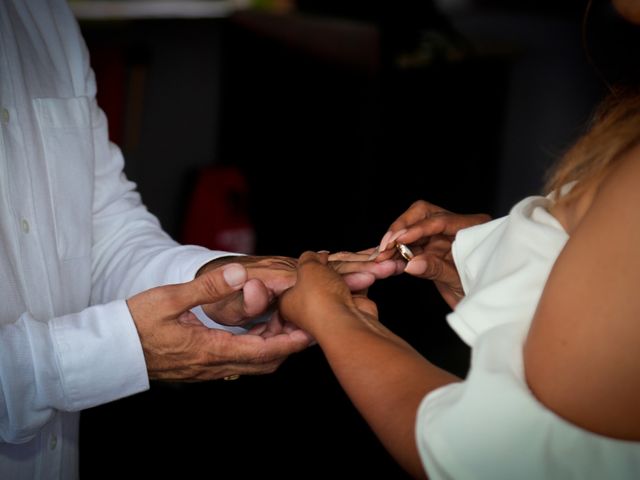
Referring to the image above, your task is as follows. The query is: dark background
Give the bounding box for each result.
[76,1,624,478]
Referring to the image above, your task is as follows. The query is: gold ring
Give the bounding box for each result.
[223,374,240,381]
[396,243,414,261]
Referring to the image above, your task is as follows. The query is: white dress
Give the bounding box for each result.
[416,194,640,479]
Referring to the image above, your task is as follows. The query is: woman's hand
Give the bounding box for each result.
[279,251,380,339]
[374,200,491,308]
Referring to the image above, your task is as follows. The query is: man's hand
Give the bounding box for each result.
[196,254,403,326]
[126,263,312,381]
[374,200,491,308]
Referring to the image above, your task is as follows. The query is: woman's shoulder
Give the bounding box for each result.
[523,143,640,442]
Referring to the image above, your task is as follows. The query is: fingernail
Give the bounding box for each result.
[379,231,392,252]
[317,250,330,254]
[368,246,380,261]
[223,264,246,287]
[389,229,408,245]
[405,259,427,275]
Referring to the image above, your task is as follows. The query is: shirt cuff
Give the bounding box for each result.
[51,300,149,411]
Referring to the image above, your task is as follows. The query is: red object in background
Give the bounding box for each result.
[181,166,256,254]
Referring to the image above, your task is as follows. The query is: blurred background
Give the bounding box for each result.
[71,0,626,477]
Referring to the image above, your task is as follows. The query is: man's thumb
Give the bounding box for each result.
[177,263,247,312]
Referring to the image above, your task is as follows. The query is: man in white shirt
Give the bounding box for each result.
[0,1,401,478]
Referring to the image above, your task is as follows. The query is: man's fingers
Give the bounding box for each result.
[204,327,312,365]
[170,263,248,315]
[343,272,376,291]
[239,279,271,318]
[202,278,271,326]
[177,310,203,326]
[260,311,285,338]
[329,251,371,262]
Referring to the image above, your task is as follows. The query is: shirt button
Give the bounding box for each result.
[49,434,57,450]
[1,108,8,124]
[21,219,30,234]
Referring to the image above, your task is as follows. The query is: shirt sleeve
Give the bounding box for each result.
[0,300,148,443]
[0,0,238,444]
[87,85,233,302]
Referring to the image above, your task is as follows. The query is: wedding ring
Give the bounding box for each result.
[223,374,240,381]
[396,242,414,261]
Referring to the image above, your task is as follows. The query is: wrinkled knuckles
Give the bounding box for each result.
[250,345,272,365]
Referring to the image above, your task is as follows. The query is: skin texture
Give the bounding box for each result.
[126,253,403,381]
[126,262,313,381]
[197,253,404,326]
[524,145,640,440]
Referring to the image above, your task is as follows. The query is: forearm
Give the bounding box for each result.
[313,318,460,479]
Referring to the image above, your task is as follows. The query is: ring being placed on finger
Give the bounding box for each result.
[396,243,415,262]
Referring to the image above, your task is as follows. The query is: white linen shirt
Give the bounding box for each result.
[0,1,231,478]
